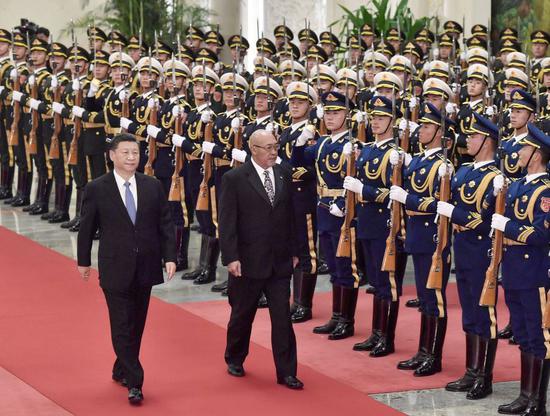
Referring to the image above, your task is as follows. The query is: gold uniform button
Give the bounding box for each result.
[378,209,383,213]
[424,222,429,226]
[477,235,482,240]
[524,254,529,259]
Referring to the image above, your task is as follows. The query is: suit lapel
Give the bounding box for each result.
[273,165,284,207]
[106,172,135,227]
[245,161,272,206]
[135,173,144,226]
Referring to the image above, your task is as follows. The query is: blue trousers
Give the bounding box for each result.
[319,230,358,288]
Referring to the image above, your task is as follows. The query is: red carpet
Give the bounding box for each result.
[181,282,518,394]
[0,226,402,416]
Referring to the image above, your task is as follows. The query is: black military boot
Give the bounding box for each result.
[522,358,550,416]
[62,188,82,229]
[498,352,533,414]
[291,273,317,323]
[49,183,71,223]
[0,164,14,199]
[175,226,189,271]
[414,316,447,377]
[397,312,429,370]
[182,234,208,280]
[498,322,513,340]
[13,170,32,208]
[42,181,61,220]
[212,278,228,292]
[406,298,421,308]
[370,299,399,357]
[446,332,480,391]
[329,286,358,340]
[353,296,382,351]
[313,284,342,334]
[194,236,219,285]
[290,268,303,315]
[21,173,40,210]
[466,337,497,400]
[30,178,52,215]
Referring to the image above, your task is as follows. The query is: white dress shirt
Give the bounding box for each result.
[113,170,138,210]
[251,157,275,193]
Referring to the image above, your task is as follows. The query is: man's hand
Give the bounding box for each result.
[165,262,176,280]
[78,266,91,281]
[228,260,242,277]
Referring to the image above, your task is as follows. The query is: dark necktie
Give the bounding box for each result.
[263,170,275,205]
[124,182,137,224]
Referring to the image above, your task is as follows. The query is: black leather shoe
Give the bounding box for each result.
[211,280,228,292]
[365,283,376,294]
[370,337,394,357]
[257,294,268,308]
[41,211,56,220]
[221,287,228,297]
[193,270,215,285]
[0,189,12,200]
[61,216,79,229]
[29,205,48,215]
[397,352,426,370]
[49,212,70,224]
[4,195,18,204]
[317,261,329,275]
[277,376,304,390]
[112,374,128,387]
[181,268,203,280]
[12,197,31,207]
[353,331,381,351]
[22,201,38,211]
[190,224,200,232]
[509,335,518,345]
[498,323,513,340]
[69,222,80,232]
[227,364,245,377]
[128,387,143,404]
[291,304,312,323]
[406,298,421,308]
[328,321,354,340]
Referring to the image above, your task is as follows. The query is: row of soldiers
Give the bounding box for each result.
[1,17,550,415]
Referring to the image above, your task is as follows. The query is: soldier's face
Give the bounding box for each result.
[417,41,429,54]
[223,89,241,108]
[318,80,333,95]
[467,78,485,97]
[424,94,444,110]
[110,43,123,53]
[531,43,547,58]
[289,98,310,119]
[128,49,141,62]
[192,81,213,101]
[70,59,88,76]
[350,48,362,64]
[111,66,129,85]
[139,70,158,89]
[439,46,451,60]
[49,56,65,73]
[166,75,185,94]
[205,42,217,53]
[518,145,539,168]
[466,132,487,155]
[254,93,269,112]
[0,42,9,56]
[419,123,439,144]
[30,50,47,66]
[365,66,381,84]
[93,39,103,51]
[324,109,347,132]
[13,45,26,61]
[371,115,392,135]
[362,35,374,48]
[93,63,109,80]
[336,84,356,101]
[392,69,406,86]
[405,53,418,65]
[376,87,394,100]
[510,108,533,129]
[230,47,246,63]
[389,40,400,53]
[321,43,334,57]
[544,73,550,88]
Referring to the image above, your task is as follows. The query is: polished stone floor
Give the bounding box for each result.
[0,182,526,416]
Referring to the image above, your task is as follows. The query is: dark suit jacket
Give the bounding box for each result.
[219,160,297,280]
[77,171,176,291]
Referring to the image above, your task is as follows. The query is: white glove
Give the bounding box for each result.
[232,148,247,163]
[72,79,80,91]
[493,174,505,196]
[0,86,4,95]
[358,69,365,81]
[389,149,411,166]
[50,76,58,88]
[438,162,453,178]
[275,156,282,164]
[213,62,222,73]
[28,75,35,87]
[72,105,85,118]
[399,118,418,132]
[316,104,324,120]
[119,89,128,101]
[172,133,186,147]
[329,203,345,217]
[491,213,510,232]
[342,142,352,156]
[355,111,364,123]
[52,102,65,115]
[147,124,161,139]
[343,176,363,195]
[485,105,496,117]
[202,141,215,154]
[409,96,418,109]
[10,68,17,81]
[12,91,23,102]
[200,110,212,123]
[87,81,98,97]
[29,98,41,111]
[147,98,156,109]
[231,117,240,130]
[445,102,458,114]
[437,201,455,218]
[172,105,180,117]
[119,117,132,130]
[266,122,278,135]
[433,49,439,59]
[389,185,408,204]
[460,51,466,61]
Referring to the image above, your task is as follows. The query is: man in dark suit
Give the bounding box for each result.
[77,134,176,404]
[219,129,303,390]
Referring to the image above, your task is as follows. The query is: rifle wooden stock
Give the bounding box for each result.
[168,111,183,202]
[319,118,327,136]
[144,101,157,176]
[48,82,62,160]
[8,73,21,147]
[28,83,39,155]
[544,295,550,329]
[401,123,411,154]
[381,162,402,272]
[196,120,213,211]
[233,125,243,168]
[357,120,366,143]
[336,151,357,257]
[120,92,129,133]
[427,171,451,289]
[479,182,508,306]
[67,88,83,166]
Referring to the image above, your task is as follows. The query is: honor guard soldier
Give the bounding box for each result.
[0,29,14,200]
[206,71,249,294]
[126,34,146,66]
[13,38,52,216]
[274,60,306,130]
[319,31,340,69]
[273,24,293,50]
[386,27,405,55]
[184,26,205,53]
[153,39,173,66]
[277,81,319,323]
[500,68,530,137]
[540,59,550,120]
[403,41,424,71]
[70,52,137,230]
[172,65,220,284]
[292,91,359,340]
[107,30,127,53]
[297,27,318,59]
[389,102,455,376]
[142,58,192,273]
[376,41,396,61]
[489,123,550,416]
[530,30,550,86]
[243,56,277,122]
[437,33,459,64]
[4,32,31,208]
[414,28,435,60]
[227,34,250,78]
[256,37,277,61]
[87,26,107,53]
[437,113,501,400]
[120,55,164,172]
[360,22,378,50]
[358,51,389,108]
[344,95,406,356]
[204,29,224,60]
